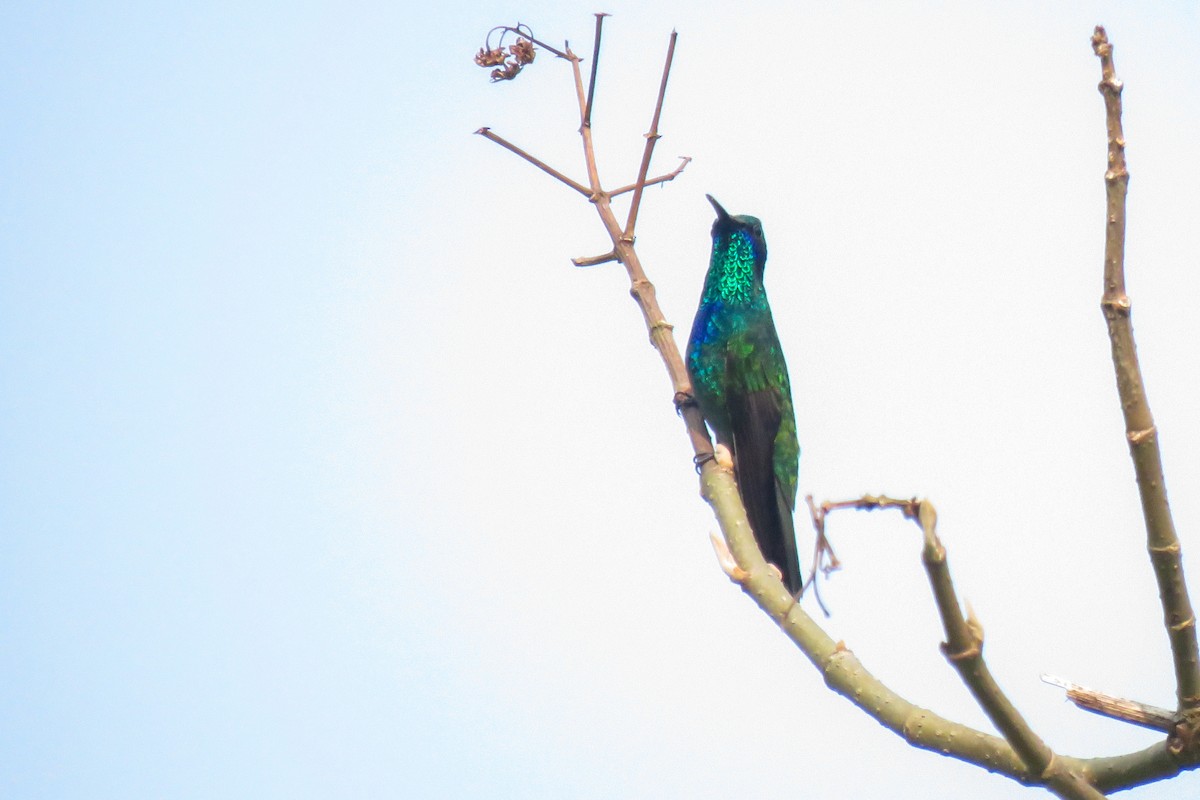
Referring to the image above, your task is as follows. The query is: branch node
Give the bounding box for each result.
[941,640,983,663]
[1100,294,1131,316]
[1127,425,1156,445]
[673,390,696,413]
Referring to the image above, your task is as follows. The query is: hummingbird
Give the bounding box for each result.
[685,194,802,595]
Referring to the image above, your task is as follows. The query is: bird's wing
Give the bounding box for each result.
[727,384,803,595]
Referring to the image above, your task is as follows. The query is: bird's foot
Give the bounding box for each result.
[709,532,749,584]
[713,443,734,470]
[692,443,734,474]
[710,534,789,591]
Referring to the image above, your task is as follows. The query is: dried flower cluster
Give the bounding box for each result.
[474,25,537,82]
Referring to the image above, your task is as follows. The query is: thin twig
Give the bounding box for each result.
[474,128,591,196]
[609,156,692,197]
[800,496,830,616]
[571,251,619,267]
[569,49,604,195]
[584,13,609,128]
[1091,26,1200,714]
[624,30,678,240]
[1042,675,1175,732]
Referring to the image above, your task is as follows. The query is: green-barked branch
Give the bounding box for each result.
[1090,26,1200,761]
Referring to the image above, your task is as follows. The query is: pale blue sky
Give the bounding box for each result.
[2,2,1198,798]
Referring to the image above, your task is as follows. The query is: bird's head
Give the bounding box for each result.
[707,194,767,264]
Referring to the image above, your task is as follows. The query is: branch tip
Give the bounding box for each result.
[1043,674,1176,732]
[571,251,619,267]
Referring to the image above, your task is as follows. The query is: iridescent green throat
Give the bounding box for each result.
[702,230,763,308]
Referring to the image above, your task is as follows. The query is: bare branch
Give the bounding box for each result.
[583,13,610,127]
[568,50,605,194]
[474,128,592,196]
[1043,675,1175,732]
[609,156,692,197]
[624,30,678,240]
[571,251,619,267]
[1091,25,1200,713]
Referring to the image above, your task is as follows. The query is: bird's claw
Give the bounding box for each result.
[709,532,749,584]
[710,534,791,592]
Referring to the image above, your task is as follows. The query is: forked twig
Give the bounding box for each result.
[801,494,842,617]
[813,497,1106,798]
[609,156,692,198]
[477,22,701,458]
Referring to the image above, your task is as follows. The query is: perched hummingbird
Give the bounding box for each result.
[686,195,802,595]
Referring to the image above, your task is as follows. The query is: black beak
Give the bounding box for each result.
[706,194,732,225]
